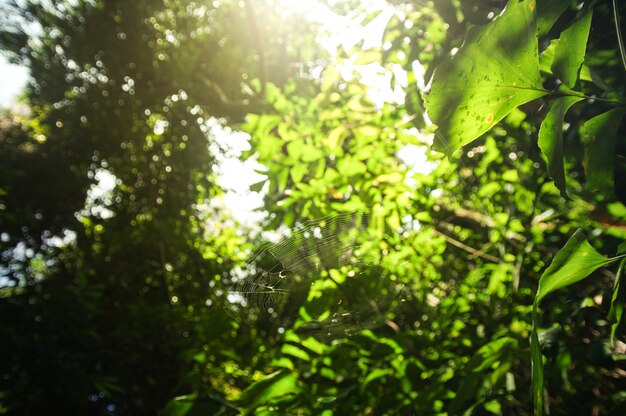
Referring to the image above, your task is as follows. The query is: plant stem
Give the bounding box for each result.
[613,0,626,71]
[555,90,623,105]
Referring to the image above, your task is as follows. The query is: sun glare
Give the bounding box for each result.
[216,0,435,226]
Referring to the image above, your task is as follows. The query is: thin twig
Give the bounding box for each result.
[433,228,501,263]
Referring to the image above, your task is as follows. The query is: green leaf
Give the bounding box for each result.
[610,257,626,345]
[538,94,583,199]
[301,144,324,162]
[327,125,347,153]
[539,39,558,74]
[426,0,547,156]
[160,394,236,416]
[281,343,311,361]
[361,368,391,391]
[551,11,592,88]
[540,39,595,82]
[354,49,381,65]
[535,229,620,304]
[536,0,571,36]
[386,209,400,231]
[448,337,517,414]
[337,156,367,176]
[581,108,626,193]
[237,370,300,411]
[243,114,281,136]
[287,139,304,160]
[530,316,545,416]
[250,179,267,193]
[531,229,623,415]
[290,164,307,184]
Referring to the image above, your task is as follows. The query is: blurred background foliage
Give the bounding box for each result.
[1,0,625,414]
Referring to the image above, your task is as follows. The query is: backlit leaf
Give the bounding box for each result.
[536,0,571,36]
[237,370,300,411]
[538,94,583,199]
[426,0,547,156]
[535,229,620,304]
[551,11,592,87]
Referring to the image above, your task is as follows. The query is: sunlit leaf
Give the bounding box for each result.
[551,11,592,87]
[281,343,311,361]
[538,94,583,199]
[327,125,347,152]
[355,124,380,140]
[337,156,367,176]
[426,0,547,156]
[354,49,381,65]
[286,139,303,160]
[361,368,391,390]
[237,370,300,411]
[581,108,626,193]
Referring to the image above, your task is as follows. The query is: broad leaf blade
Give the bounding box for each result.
[448,337,517,414]
[530,309,545,416]
[426,0,547,156]
[536,0,571,36]
[531,229,622,415]
[538,95,583,199]
[610,242,626,345]
[581,108,626,193]
[236,370,300,412]
[551,11,593,88]
[536,229,619,305]
[610,258,626,345]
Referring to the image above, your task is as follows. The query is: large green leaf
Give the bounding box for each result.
[610,242,626,345]
[448,337,518,414]
[536,0,571,36]
[535,229,620,304]
[236,370,300,412]
[537,94,584,199]
[581,108,626,193]
[531,229,625,415]
[551,11,593,88]
[530,312,545,416]
[610,257,626,345]
[426,0,548,156]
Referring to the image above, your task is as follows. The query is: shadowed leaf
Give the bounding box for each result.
[581,108,626,193]
[538,94,583,199]
[551,11,592,87]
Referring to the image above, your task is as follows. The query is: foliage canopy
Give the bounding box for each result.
[1,0,626,415]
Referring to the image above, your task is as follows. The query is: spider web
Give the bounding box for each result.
[225,211,408,337]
